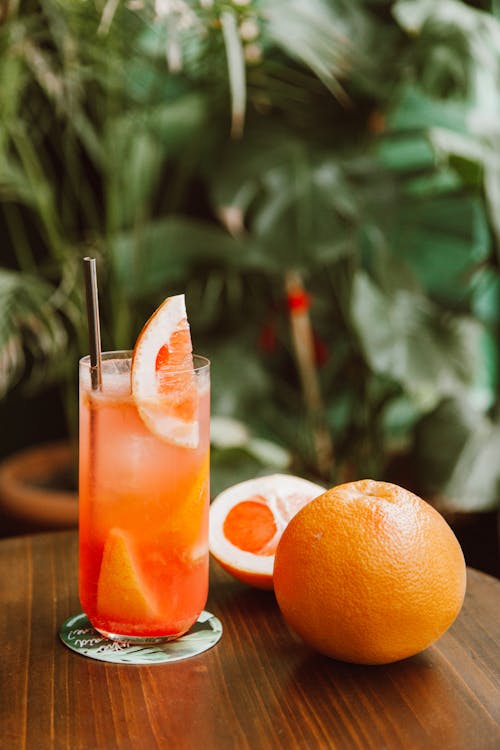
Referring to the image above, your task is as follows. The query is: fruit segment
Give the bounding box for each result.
[97,529,158,623]
[131,294,199,448]
[172,451,209,542]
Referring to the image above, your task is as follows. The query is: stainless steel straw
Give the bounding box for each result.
[83,257,102,391]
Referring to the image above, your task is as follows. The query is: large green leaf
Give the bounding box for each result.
[414,398,500,511]
[374,85,469,175]
[211,127,303,208]
[394,0,500,45]
[375,134,435,172]
[471,267,500,325]
[425,128,500,258]
[212,132,359,270]
[403,169,462,198]
[350,270,490,412]
[386,86,469,133]
[484,158,500,263]
[110,216,275,298]
[394,0,500,110]
[442,421,500,511]
[388,195,491,304]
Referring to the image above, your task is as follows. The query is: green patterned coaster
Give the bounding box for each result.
[59,611,222,664]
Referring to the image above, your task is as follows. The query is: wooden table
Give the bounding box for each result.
[1,531,499,750]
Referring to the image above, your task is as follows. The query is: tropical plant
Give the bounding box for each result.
[1,0,500,507]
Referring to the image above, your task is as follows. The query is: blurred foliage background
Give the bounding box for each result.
[1,0,500,508]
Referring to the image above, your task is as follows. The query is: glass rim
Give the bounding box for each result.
[79,350,210,374]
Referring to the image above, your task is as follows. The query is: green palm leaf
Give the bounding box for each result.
[0,270,69,397]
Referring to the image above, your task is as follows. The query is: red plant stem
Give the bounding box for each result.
[285,269,334,478]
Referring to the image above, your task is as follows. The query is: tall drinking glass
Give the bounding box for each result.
[79,351,210,642]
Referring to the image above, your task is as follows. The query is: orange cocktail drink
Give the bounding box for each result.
[79,296,210,641]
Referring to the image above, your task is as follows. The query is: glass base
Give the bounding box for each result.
[59,611,222,664]
[94,628,188,644]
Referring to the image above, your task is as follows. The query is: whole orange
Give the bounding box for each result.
[273,479,466,664]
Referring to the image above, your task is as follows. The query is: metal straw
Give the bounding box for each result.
[83,257,102,391]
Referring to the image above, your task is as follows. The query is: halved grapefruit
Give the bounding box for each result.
[209,474,324,590]
[131,294,199,448]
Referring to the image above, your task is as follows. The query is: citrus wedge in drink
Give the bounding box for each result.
[161,450,210,550]
[209,474,324,590]
[97,528,158,624]
[131,294,198,448]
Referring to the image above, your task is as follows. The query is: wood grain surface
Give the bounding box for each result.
[1,531,499,750]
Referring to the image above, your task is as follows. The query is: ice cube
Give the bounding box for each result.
[101,357,131,394]
[102,357,131,375]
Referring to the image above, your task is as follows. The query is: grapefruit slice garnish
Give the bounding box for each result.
[209,474,324,590]
[97,529,158,622]
[131,294,199,448]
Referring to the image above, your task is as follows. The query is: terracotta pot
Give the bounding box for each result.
[0,441,78,529]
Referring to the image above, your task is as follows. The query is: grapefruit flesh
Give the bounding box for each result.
[96,528,158,625]
[209,474,324,590]
[131,294,198,448]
